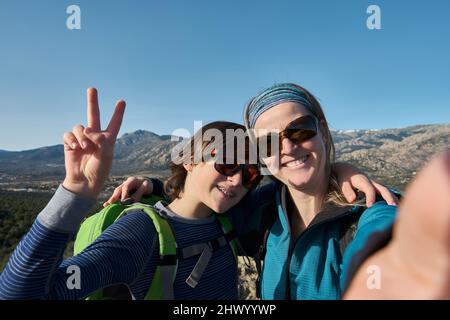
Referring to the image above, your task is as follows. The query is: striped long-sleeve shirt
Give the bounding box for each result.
[0,184,274,300]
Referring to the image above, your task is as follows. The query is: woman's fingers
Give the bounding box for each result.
[72,124,93,150]
[341,181,357,203]
[351,174,376,207]
[106,100,126,141]
[120,177,140,201]
[373,182,399,206]
[103,184,124,207]
[343,175,398,207]
[68,89,125,153]
[62,88,125,200]
[102,177,148,207]
[131,179,151,202]
[87,88,101,131]
[69,124,108,151]
[84,127,107,147]
[63,132,80,150]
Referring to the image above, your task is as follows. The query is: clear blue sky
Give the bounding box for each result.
[0,0,449,151]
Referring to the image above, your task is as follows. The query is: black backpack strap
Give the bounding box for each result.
[102,284,133,300]
[251,200,277,298]
[178,231,236,259]
[179,218,238,288]
[238,200,277,255]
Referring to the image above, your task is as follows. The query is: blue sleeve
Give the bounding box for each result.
[0,211,158,300]
[226,182,278,236]
[340,201,397,291]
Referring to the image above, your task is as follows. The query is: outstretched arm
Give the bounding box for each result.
[0,88,157,300]
[0,186,158,300]
[343,150,450,299]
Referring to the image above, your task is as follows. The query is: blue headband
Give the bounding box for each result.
[245,83,313,128]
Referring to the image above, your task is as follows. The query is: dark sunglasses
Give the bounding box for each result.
[257,115,318,158]
[214,162,262,189]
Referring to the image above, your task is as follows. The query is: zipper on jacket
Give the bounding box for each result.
[285,211,355,299]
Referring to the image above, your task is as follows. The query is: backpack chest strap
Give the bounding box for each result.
[179,230,236,259]
[181,230,236,289]
[185,243,214,288]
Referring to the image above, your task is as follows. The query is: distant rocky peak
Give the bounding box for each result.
[118,130,161,145]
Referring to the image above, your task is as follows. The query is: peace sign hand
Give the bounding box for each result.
[62,88,126,199]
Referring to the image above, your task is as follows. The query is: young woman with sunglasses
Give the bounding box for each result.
[241,83,401,299]
[0,88,267,300]
[241,83,450,300]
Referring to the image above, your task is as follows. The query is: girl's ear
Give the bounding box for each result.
[183,163,194,172]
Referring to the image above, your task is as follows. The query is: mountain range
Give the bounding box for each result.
[1,124,449,191]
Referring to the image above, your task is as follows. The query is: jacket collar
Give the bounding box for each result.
[278,184,359,231]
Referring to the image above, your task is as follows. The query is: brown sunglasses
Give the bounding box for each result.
[257,115,318,158]
[214,162,261,189]
[210,148,261,189]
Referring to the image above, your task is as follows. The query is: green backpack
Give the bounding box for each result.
[73,195,239,300]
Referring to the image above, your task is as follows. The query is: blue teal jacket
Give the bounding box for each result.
[230,182,397,300]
